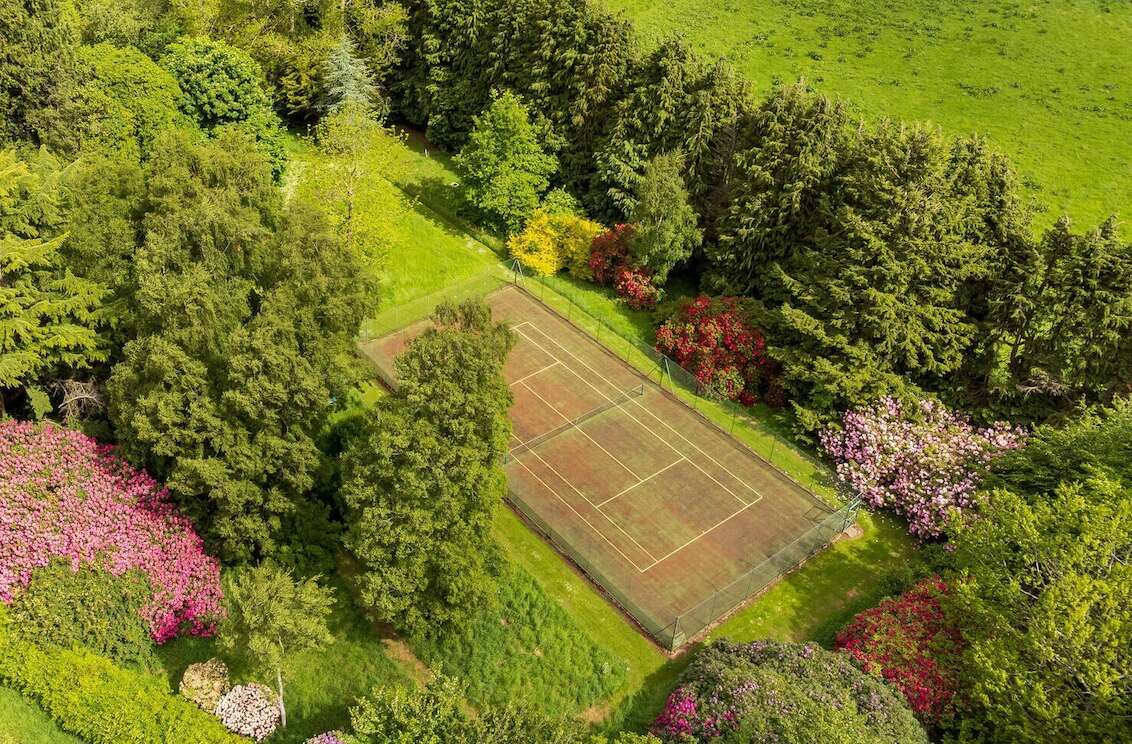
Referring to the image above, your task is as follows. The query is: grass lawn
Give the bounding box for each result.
[156,572,410,743]
[0,685,82,744]
[600,0,1132,234]
[409,559,628,716]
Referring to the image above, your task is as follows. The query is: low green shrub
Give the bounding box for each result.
[0,606,246,744]
[9,560,159,670]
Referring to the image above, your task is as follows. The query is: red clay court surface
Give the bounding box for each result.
[361,284,839,647]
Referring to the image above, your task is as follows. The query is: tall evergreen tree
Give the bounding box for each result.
[0,150,106,417]
[320,34,381,115]
[341,300,513,634]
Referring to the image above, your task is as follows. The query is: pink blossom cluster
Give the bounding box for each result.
[820,397,1025,539]
[0,421,223,642]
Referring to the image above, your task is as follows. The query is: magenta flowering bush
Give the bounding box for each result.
[820,397,1025,539]
[0,421,223,642]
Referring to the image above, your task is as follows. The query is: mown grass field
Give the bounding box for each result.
[602,0,1132,233]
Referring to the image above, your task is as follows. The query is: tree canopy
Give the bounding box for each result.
[341,300,513,635]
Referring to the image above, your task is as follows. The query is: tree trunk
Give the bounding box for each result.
[276,666,286,728]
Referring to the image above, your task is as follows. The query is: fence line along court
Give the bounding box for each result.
[361,283,849,648]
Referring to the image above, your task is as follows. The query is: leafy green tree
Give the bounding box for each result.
[220,563,335,728]
[628,152,701,283]
[341,300,512,635]
[31,43,186,160]
[947,481,1132,742]
[347,0,408,95]
[160,36,287,176]
[348,674,467,743]
[108,129,372,563]
[0,150,106,417]
[321,34,381,115]
[454,90,558,234]
[0,0,78,143]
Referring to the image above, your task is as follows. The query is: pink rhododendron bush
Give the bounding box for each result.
[820,397,1025,539]
[0,421,223,642]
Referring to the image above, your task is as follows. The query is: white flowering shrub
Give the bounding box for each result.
[215,683,281,741]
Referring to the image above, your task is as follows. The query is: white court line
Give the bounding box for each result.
[510,360,560,387]
[518,380,640,482]
[515,324,760,508]
[597,457,687,508]
[640,501,759,571]
[510,450,658,572]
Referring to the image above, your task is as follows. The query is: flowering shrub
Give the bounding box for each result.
[653,639,926,743]
[215,683,280,741]
[0,421,223,642]
[614,265,660,310]
[304,733,347,744]
[588,224,635,284]
[180,658,231,712]
[819,397,1025,539]
[654,296,777,406]
[836,578,964,727]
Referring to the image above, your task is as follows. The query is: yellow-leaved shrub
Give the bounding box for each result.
[508,210,604,277]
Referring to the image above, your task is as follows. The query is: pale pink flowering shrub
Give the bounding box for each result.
[820,397,1025,539]
[215,684,280,741]
[0,421,223,642]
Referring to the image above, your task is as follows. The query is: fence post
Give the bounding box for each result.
[670,615,681,652]
[768,436,778,466]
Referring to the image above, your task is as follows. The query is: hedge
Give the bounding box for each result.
[0,607,246,744]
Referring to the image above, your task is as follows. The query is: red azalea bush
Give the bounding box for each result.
[589,224,661,310]
[654,295,778,406]
[0,421,223,643]
[835,577,964,727]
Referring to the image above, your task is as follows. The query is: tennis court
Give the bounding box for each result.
[362,284,849,648]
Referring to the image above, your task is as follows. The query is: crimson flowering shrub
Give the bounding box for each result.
[836,577,964,727]
[588,224,661,310]
[0,421,223,642]
[588,223,635,283]
[614,265,660,310]
[653,639,926,743]
[654,296,778,407]
[819,397,1025,539]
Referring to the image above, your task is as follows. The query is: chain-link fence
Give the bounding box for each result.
[358,261,858,649]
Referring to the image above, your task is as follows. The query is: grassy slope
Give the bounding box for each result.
[0,685,82,744]
[602,0,1132,233]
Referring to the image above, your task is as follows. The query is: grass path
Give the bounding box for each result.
[0,685,82,743]
[602,0,1132,234]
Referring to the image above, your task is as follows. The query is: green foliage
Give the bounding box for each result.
[627,152,701,283]
[107,130,371,563]
[659,639,927,743]
[220,563,335,728]
[410,565,627,715]
[454,91,558,235]
[322,34,381,116]
[346,674,602,744]
[0,0,78,142]
[0,150,106,414]
[32,43,186,159]
[0,685,83,744]
[8,561,158,670]
[946,481,1132,743]
[0,606,245,744]
[160,36,287,176]
[342,300,512,635]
